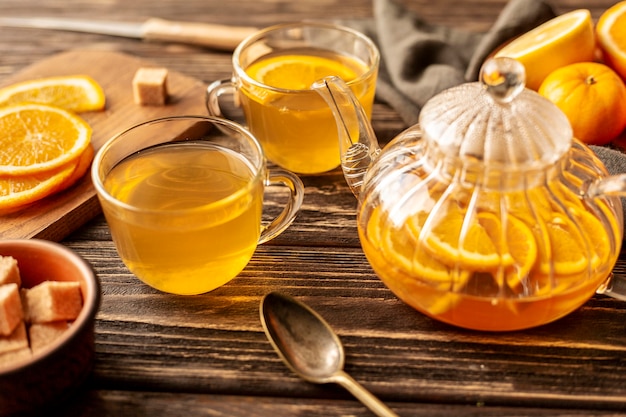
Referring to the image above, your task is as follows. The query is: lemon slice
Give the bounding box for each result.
[0,104,92,176]
[494,9,595,90]
[0,75,105,112]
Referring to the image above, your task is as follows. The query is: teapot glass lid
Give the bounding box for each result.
[418,57,573,170]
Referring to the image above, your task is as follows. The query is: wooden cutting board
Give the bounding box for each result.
[0,49,209,241]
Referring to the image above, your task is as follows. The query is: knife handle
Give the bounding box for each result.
[142,18,257,51]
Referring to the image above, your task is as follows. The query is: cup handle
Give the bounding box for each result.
[206,78,242,121]
[259,169,305,244]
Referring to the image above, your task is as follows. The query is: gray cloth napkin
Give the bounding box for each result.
[590,146,626,224]
[345,0,556,126]
[342,0,626,228]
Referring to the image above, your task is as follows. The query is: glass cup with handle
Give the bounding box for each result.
[206,22,380,175]
[92,116,304,295]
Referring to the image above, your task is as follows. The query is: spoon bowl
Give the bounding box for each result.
[260,292,399,417]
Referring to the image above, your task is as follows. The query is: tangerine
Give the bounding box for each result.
[538,62,626,145]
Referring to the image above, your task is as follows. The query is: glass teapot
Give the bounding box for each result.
[314,57,626,331]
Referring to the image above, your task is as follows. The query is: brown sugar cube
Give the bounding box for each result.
[0,321,28,355]
[22,281,83,323]
[0,256,20,287]
[0,284,23,336]
[29,322,69,354]
[133,67,169,105]
[0,346,32,367]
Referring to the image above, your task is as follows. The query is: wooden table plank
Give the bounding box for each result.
[52,389,626,417]
[62,235,626,410]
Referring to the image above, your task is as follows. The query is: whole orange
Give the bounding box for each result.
[538,62,626,145]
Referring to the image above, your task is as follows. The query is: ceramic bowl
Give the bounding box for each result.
[0,239,101,416]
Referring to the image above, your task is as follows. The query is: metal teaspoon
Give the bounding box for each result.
[260,292,399,417]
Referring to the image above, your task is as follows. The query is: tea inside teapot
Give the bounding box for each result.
[358,146,621,331]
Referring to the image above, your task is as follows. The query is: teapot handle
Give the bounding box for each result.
[585,173,626,198]
[597,273,626,301]
[585,173,626,300]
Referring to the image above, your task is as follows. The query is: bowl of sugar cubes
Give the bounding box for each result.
[0,239,101,416]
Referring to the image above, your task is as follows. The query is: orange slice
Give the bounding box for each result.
[0,144,94,214]
[246,54,363,90]
[54,142,94,193]
[596,1,626,80]
[0,104,92,176]
[0,161,76,211]
[551,181,585,211]
[595,199,622,252]
[382,222,452,284]
[571,208,612,270]
[494,9,595,90]
[475,212,514,266]
[538,213,587,275]
[0,75,105,112]
[421,203,501,270]
[478,212,538,281]
[366,208,448,283]
[379,211,472,316]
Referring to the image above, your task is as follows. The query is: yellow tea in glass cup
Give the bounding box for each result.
[207,22,379,175]
[92,116,304,295]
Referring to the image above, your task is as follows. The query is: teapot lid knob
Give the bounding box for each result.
[480,57,525,104]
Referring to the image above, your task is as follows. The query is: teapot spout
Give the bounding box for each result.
[313,76,381,198]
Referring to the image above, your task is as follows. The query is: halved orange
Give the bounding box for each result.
[494,9,595,90]
[0,75,105,112]
[0,104,92,176]
[596,1,626,80]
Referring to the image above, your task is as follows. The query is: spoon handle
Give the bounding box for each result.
[334,370,399,417]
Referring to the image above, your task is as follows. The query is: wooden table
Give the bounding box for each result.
[2,0,626,416]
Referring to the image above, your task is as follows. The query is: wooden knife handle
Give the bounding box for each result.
[142,18,258,51]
